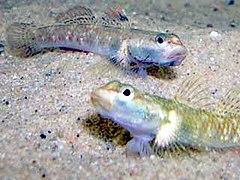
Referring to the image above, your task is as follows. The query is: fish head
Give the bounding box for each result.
[127,32,187,67]
[91,81,162,136]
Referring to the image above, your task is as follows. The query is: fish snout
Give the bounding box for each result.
[90,89,114,111]
[90,91,101,105]
[165,45,187,66]
[168,36,183,46]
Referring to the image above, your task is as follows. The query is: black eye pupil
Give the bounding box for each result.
[123,89,131,96]
[157,36,164,44]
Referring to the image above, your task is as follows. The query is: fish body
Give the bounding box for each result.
[91,80,240,156]
[6,6,187,76]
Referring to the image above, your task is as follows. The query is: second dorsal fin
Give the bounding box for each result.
[99,6,130,27]
[216,87,240,116]
[56,5,96,24]
[174,76,215,110]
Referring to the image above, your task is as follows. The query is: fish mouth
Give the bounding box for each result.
[165,46,187,66]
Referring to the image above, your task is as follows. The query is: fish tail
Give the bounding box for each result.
[6,22,42,58]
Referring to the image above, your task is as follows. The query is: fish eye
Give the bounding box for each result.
[119,87,134,101]
[155,34,165,44]
[123,88,131,96]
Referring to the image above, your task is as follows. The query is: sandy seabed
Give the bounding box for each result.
[0,0,239,179]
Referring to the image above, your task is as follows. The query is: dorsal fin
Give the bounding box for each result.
[55,5,96,24]
[216,87,240,115]
[98,6,130,27]
[174,76,215,110]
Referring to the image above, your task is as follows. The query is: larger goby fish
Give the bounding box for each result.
[91,80,240,156]
[6,6,187,76]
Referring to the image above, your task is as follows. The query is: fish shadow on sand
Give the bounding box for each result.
[81,114,203,157]
[56,49,178,80]
[147,66,177,80]
[81,114,132,147]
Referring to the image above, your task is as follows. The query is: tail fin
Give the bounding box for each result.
[6,23,42,58]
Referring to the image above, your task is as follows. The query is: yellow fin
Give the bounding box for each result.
[174,76,215,110]
[55,6,96,24]
[217,87,240,115]
[152,136,200,158]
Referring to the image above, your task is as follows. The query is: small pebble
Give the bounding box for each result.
[211,7,218,12]
[0,43,4,54]
[210,57,215,61]
[229,21,237,28]
[40,133,47,139]
[207,24,214,28]
[184,2,191,7]
[209,31,221,41]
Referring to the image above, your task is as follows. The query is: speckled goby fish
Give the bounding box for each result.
[6,6,187,76]
[90,79,240,156]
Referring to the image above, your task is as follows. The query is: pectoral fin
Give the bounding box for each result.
[126,138,153,157]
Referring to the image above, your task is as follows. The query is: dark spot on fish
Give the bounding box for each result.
[119,14,128,21]
[0,43,4,48]
[169,61,175,66]
[130,62,137,67]
[68,35,73,41]
[76,36,81,43]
